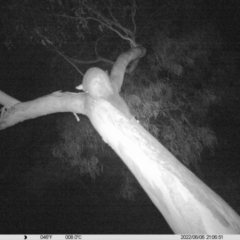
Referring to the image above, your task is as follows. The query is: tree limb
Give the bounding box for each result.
[0,91,87,129]
[110,46,146,92]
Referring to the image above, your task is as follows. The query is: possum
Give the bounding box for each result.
[76,67,132,119]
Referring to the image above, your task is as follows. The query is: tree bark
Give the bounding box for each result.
[86,97,240,234]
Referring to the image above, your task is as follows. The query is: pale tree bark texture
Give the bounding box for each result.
[81,47,240,234]
[87,98,240,233]
[0,47,240,233]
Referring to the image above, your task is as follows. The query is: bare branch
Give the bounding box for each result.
[105,1,118,23]
[53,47,84,76]
[86,16,136,47]
[35,30,84,76]
[83,2,137,47]
[71,56,114,66]
[131,0,137,35]
[71,35,114,66]
[0,91,87,129]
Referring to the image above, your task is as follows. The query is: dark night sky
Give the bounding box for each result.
[0,0,240,235]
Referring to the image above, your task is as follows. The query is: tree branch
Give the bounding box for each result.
[0,91,87,129]
[83,1,137,47]
[110,47,146,92]
[35,30,84,76]
[131,0,137,35]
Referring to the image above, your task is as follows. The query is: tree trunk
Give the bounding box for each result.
[86,96,240,234]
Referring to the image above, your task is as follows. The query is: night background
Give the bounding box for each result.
[0,0,240,234]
